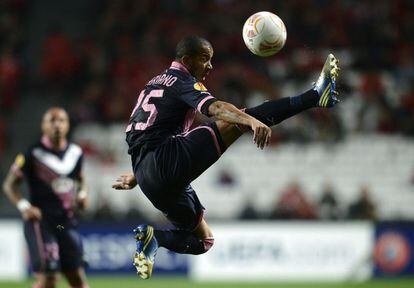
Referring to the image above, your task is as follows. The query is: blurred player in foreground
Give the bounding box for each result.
[112,35,340,279]
[2,107,89,288]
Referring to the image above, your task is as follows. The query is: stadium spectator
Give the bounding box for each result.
[72,80,105,123]
[39,26,79,86]
[2,108,89,288]
[411,168,414,185]
[347,185,377,220]
[94,200,115,221]
[318,183,342,220]
[217,168,236,186]
[398,84,414,136]
[270,181,318,220]
[0,45,21,112]
[0,116,6,158]
[239,196,261,220]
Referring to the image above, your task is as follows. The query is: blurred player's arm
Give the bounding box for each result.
[2,169,42,221]
[208,100,271,149]
[76,172,88,211]
[112,172,137,190]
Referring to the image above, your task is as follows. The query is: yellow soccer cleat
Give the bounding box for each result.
[314,53,341,108]
[133,224,158,279]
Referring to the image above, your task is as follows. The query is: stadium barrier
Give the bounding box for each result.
[78,223,188,275]
[0,220,26,281]
[374,222,414,277]
[1,220,414,281]
[190,222,374,282]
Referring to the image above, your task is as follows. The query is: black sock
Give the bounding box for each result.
[245,89,319,126]
[154,229,205,255]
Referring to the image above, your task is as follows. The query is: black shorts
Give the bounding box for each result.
[24,220,84,273]
[132,122,226,231]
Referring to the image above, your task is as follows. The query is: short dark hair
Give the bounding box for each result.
[175,35,212,59]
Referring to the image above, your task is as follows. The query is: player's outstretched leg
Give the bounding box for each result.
[133,224,158,279]
[242,53,340,128]
[215,53,340,148]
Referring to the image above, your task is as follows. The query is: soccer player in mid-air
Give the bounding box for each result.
[112,35,340,279]
[2,108,89,288]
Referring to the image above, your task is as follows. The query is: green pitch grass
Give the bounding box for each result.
[1,276,414,288]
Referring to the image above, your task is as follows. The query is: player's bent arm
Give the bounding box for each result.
[208,100,255,126]
[2,170,25,206]
[208,100,272,149]
[2,170,42,220]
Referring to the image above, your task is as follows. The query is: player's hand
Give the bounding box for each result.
[21,206,42,221]
[250,118,272,149]
[112,173,137,190]
[76,191,88,211]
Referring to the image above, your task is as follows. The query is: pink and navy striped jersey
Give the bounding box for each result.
[126,61,217,162]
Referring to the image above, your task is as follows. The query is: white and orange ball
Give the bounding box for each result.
[242,11,287,57]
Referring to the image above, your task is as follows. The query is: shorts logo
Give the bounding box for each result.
[194,82,208,92]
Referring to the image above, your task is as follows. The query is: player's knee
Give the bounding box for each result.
[199,237,214,254]
[65,270,88,288]
[43,273,59,287]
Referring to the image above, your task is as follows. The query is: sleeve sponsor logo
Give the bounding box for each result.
[194,82,208,92]
[14,154,25,168]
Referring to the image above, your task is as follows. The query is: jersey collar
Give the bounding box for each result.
[41,135,68,151]
[170,61,191,75]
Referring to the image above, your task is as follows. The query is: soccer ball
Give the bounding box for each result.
[242,11,287,57]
